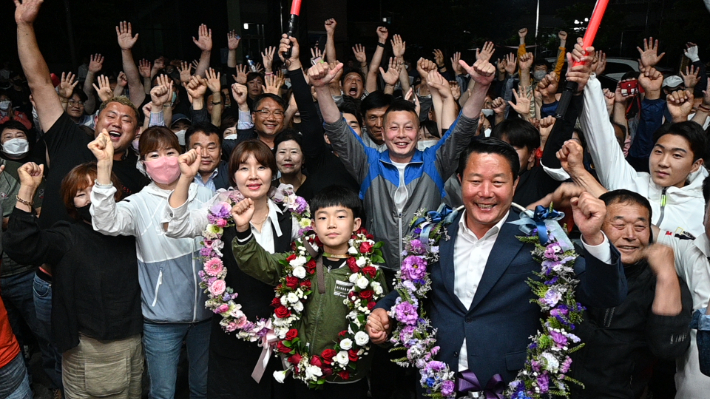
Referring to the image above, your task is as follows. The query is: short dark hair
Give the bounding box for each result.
[219,115,238,135]
[533,58,552,71]
[252,93,286,113]
[492,118,540,152]
[420,120,440,139]
[138,126,181,160]
[309,186,362,219]
[703,175,710,205]
[457,137,521,181]
[273,129,303,152]
[246,72,264,84]
[228,140,277,186]
[71,88,88,103]
[599,189,653,225]
[653,121,707,162]
[341,69,366,85]
[339,97,362,126]
[186,122,222,149]
[361,91,394,116]
[0,120,31,140]
[384,99,419,126]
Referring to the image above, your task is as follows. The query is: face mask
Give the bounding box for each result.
[417,140,439,151]
[131,139,140,152]
[3,138,29,156]
[171,92,177,106]
[0,101,10,111]
[481,109,494,117]
[76,204,92,223]
[144,156,181,185]
[224,134,238,140]
[174,129,186,146]
[484,128,492,137]
[533,70,547,81]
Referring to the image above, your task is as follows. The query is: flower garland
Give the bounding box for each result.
[198,184,312,342]
[388,204,584,399]
[271,229,386,388]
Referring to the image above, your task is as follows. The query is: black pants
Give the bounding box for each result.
[289,377,369,399]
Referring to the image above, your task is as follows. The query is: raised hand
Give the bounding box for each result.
[538,115,556,141]
[178,61,193,84]
[227,31,241,50]
[308,61,343,88]
[324,18,337,34]
[205,68,221,93]
[637,37,665,68]
[138,59,152,78]
[178,148,201,180]
[376,26,389,43]
[152,58,165,74]
[379,57,402,86]
[433,49,445,68]
[537,73,559,98]
[558,30,567,43]
[87,129,114,162]
[504,53,517,75]
[310,47,324,63]
[58,72,78,99]
[278,34,300,67]
[391,34,406,58]
[459,59,496,86]
[571,191,606,246]
[491,97,506,115]
[185,75,207,100]
[680,65,700,90]
[476,41,495,63]
[638,66,663,98]
[234,65,248,84]
[14,0,44,25]
[116,21,139,50]
[92,75,114,103]
[603,88,615,113]
[18,162,43,189]
[519,52,533,71]
[565,40,595,93]
[261,46,276,72]
[508,87,531,116]
[231,83,248,109]
[449,81,461,101]
[404,87,421,116]
[352,44,367,64]
[427,69,452,99]
[666,90,694,123]
[232,197,255,232]
[150,75,173,108]
[593,50,607,75]
[643,244,677,279]
[557,139,586,175]
[89,54,104,73]
[193,24,212,52]
[117,71,128,88]
[684,42,700,62]
[518,28,528,39]
[263,73,284,95]
[451,52,464,75]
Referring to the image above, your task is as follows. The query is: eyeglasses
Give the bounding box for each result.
[68,100,84,106]
[254,109,284,118]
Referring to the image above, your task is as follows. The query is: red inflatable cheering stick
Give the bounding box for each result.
[555,0,610,119]
[283,0,302,59]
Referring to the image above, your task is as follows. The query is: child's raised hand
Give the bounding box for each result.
[231,198,255,232]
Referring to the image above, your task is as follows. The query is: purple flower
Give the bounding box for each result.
[536,374,549,393]
[543,289,562,307]
[560,356,572,373]
[531,360,541,372]
[441,380,455,396]
[210,202,232,219]
[550,330,568,348]
[295,197,308,214]
[426,361,446,372]
[394,301,419,325]
[400,325,416,342]
[401,256,428,281]
[543,242,563,260]
[200,247,213,257]
[409,239,425,254]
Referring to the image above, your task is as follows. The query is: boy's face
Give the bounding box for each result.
[312,205,362,254]
[649,134,702,188]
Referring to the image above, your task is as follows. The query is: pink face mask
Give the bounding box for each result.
[144,156,181,185]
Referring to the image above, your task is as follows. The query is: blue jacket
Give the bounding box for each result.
[376,211,627,387]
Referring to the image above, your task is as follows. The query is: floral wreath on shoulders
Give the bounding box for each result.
[387,204,585,399]
[198,184,387,388]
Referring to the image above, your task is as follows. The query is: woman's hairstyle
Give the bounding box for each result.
[138,126,181,160]
[273,129,304,153]
[61,162,123,220]
[228,139,277,186]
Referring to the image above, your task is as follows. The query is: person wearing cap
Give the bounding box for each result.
[170,113,191,147]
[663,75,685,95]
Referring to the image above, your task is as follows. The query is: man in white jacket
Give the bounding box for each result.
[580,73,709,238]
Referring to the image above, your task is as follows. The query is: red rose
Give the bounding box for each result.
[277,341,292,354]
[288,353,302,365]
[285,329,298,341]
[300,280,311,289]
[359,290,374,300]
[339,370,350,380]
[338,330,348,338]
[359,242,373,253]
[347,257,360,273]
[286,254,297,262]
[274,306,291,319]
[271,297,281,307]
[310,355,322,367]
[306,260,317,275]
[348,349,359,361]
[367,301,376,310]
[321,349,337,365]
[362,266,377,278]
[285,276,299,290]
[314,236,323,247]
[322,367,333,377]
[366,234,374,240]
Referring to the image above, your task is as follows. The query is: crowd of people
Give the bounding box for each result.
[2,0,710,398]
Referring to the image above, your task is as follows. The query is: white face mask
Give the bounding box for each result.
[0,101,10,111]
[417,140,439,151]
[174,129,186,146]
[482,109,494,117]
[484,128,492,137]
[533,70,547,81]
[3,138,29,156]
[224,134,238,140]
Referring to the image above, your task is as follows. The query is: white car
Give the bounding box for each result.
[545,56,639,81]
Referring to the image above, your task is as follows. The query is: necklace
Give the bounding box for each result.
[321,252,350,259]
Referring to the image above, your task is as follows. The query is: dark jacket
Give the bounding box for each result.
[569,261,693,398]
[375,211,627,387]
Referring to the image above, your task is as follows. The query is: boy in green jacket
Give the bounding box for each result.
[231,186,388,397]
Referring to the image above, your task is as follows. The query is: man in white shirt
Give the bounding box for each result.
[368,137,627,392]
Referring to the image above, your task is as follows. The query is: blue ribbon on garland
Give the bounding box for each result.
[412,204,458,252]
[510,205,573,251]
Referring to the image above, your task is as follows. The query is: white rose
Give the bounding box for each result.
[340,338,353,350]
[356,276,369,290]
[292,266,306,279]
[273,369,288,383]
[348,245,358,255]
[354,331,369,346]
[356,256,367,267]
[304,365,323,381]
[373,285,383,296]
[349,273,359,283]
[280,296,288,306]
[292,301,304,312]
[287,293,299,304]
[335,350,349,366]
[291,256,307,268]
